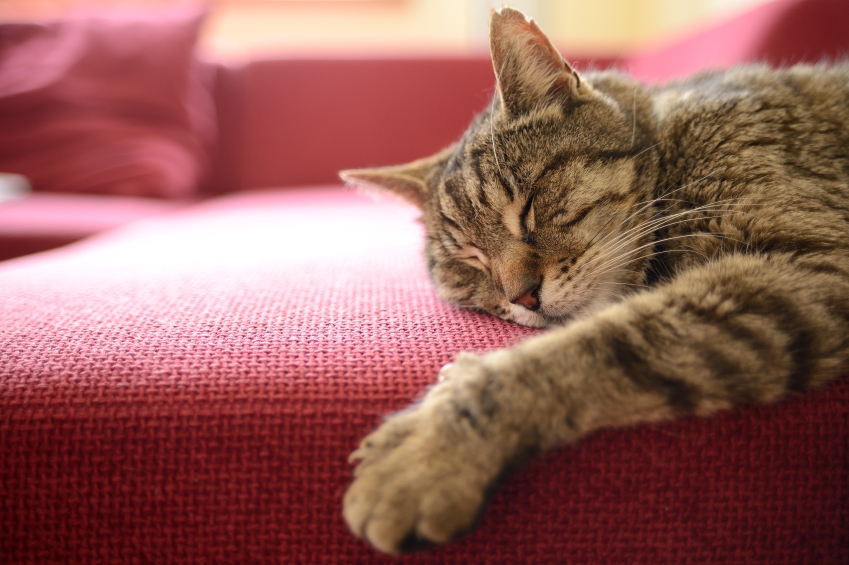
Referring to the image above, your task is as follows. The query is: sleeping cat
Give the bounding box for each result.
[340,7,849,555]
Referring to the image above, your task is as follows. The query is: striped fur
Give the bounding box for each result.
[341,7,849,555]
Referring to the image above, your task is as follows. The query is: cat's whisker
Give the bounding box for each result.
[586,171,721,250]
[604,207,740,254]
[583,183,691,249]
[586,191,681,249]
[586,253,656,282]
[591,194,765,256]
[594,280,651,290]
[633,141,661,159]
[587,233,723,280]
[600,232,747,277]
[594,226,745,273]
[585,206,746,272]
[640,171,722,213]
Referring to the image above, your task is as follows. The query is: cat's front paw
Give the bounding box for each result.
[343,354,504,554]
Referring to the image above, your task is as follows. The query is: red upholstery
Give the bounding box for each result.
[2,1,848,563]
[629,0,849,82]
[1,188,846,564]
[210,55,615,192]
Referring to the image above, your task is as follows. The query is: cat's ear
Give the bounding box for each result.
[490,7,586,115]
[340,144,456,209]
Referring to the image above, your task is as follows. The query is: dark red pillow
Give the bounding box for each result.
[0,9,216,198]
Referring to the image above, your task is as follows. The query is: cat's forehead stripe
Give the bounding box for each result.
[466,148,492,207]
[469,145,515,202]
[539,150,635,181]
[439,209,463,232]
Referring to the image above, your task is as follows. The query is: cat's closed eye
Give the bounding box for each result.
[457,244,490,273]
[502,195,536,242]
[520,195,536,243]
[519,194,536,236]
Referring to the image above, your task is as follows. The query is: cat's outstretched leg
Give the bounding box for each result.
[344,253,849,554]
[343,353,533,554]
[342,332,642,555]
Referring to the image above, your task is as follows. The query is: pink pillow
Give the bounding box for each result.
[0,10,216,198]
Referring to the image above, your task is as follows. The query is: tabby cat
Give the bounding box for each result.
[340,7,849,555]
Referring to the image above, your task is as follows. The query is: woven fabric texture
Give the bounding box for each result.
[1,187,847,564]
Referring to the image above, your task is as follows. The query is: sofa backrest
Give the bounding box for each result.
[207,57,490,193]
[629,0,849,82]
[208,0,849,194]
[207,55,616,194]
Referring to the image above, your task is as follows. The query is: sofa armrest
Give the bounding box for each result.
[0,193,187,261]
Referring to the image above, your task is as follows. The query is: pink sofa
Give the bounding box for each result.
[1,1,847,563]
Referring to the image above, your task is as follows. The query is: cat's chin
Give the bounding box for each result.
[529,297,622,328]
[507,303,592,328]
[507,304,549,328]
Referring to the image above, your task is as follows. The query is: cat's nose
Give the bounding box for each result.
[509,280,541,310]
[491,251,541,310]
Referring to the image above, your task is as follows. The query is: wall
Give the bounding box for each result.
[0,0,775,59]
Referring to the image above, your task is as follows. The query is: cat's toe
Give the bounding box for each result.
[345,355,504,554]
[344,484,421,554]
[344,462,485,555]
[344,407,494,552]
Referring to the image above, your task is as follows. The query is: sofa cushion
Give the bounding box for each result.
[0,186,845,564]
[0,9,216,198]
[0,192,187,261]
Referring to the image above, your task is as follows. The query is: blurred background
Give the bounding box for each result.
[0,0,774,60]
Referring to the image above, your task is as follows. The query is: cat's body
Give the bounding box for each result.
[341,8,849,555]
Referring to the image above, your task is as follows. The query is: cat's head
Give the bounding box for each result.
[343,8,658,327]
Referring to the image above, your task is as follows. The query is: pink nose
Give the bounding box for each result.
[511,284,540,310]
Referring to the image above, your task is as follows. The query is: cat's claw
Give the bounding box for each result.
[344,355,500,554]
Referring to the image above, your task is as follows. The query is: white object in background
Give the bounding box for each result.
[0,173,31,203]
